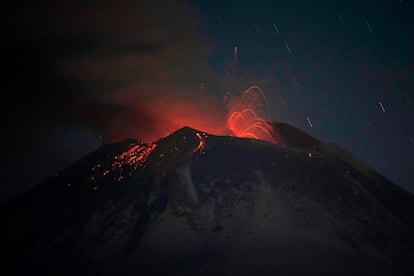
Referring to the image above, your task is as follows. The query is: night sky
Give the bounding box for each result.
[2,0,414,203]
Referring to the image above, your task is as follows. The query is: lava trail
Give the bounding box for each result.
[226,86,282,144]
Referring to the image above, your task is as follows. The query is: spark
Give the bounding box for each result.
[285,42,292,54]
[306,117,313,128]
[226,86,282,144]
[379,101,386,113]
[232,46,238,80]
[101,142,158,183]
[366,22,373,33]
[114,143,156,167]
[273,23,279,35]
[194,132,206,153]
[337,13,344,25]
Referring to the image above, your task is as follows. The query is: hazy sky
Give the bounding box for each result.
[2,0,413,202]
[192,0,414,193]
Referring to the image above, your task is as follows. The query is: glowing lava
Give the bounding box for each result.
[194,132,207,153]
[73,84,285,191]
[226,86,281,144]
[113,143,157,172]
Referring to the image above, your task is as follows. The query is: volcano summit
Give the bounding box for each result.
[1,124,414,275]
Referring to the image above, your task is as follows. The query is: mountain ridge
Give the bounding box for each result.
[1,124,413,275]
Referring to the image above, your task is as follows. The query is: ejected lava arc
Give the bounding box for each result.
[112,47,281,145]
[226,85,282,144]
[225,46,281,144]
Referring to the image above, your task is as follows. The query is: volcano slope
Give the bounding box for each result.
[1,125,414,275]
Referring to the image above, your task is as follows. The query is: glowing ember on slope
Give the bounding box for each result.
[71,97,282,191]
[226,86,281,144]
[111,143,157,178]
[194,132,207,153]
[75,142,157,190]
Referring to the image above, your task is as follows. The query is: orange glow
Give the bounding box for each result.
[194,132,206,152]
[111,92,231,143]
[226,86,281,144]
[80,142,158,190]
[109,85,281,145]
[112,143,157,172]
[78,86,284,190]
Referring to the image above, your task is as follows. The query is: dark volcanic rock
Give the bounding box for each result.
[1,126,414,275]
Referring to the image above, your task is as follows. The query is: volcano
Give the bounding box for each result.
[1,123,414,275]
